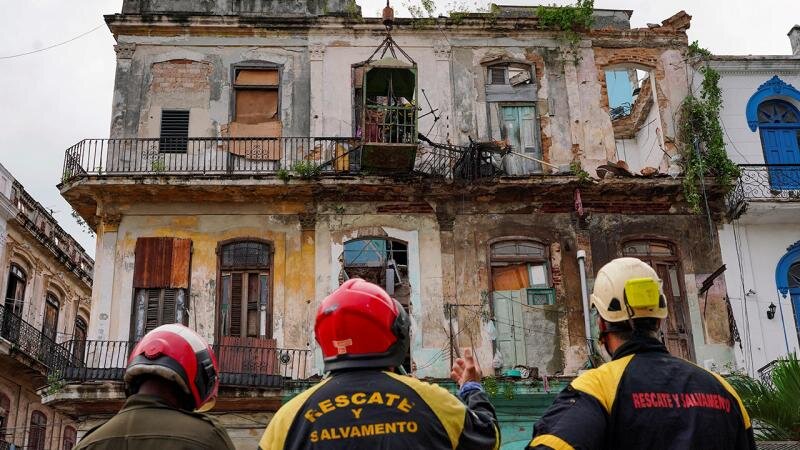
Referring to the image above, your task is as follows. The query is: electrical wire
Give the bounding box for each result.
[0,24,105,60]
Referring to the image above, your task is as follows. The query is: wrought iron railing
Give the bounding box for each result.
[60,137,526,182]
[0,302,73,371]
[61,137,360,179]
[363,104,417,145]
[50,340,311,389]
[728,164,800,216]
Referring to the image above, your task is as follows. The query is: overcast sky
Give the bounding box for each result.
[0,0,796,258]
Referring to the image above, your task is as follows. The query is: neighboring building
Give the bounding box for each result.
[53,2,738,447]
[715,25,800,377]
[0,163,94,450]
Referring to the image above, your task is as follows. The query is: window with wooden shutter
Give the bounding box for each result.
[227,66,282,139]
[27,411,47,450]
[43,293,59,341]
[218,241,271,339]
[131,238,191,341]
[159,109,190,153]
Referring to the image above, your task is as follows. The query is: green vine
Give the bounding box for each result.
[679,65,740,212]
[536,0,594,62]
[687,40,712,59]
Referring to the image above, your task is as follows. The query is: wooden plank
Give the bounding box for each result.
[170,238,192,289]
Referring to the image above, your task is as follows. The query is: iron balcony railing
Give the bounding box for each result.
[61,137,525,182]
[50,340,311,389]
[0,302,73,372]
[728,164,800,216]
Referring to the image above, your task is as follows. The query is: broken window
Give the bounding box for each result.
[4,264,26,317]
[487,63,532,87]
[490,239,557,375]
[228,66,282,138]
[131,237,191,341]
[159,109,190,153]
[218,241,272,339]
[341,238,410,371]
[606,69,648,119]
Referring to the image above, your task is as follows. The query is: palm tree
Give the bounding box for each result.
[728,353,800,441]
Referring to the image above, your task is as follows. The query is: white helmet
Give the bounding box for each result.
[590,257,668,323]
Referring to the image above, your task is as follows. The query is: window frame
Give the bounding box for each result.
[5,263,28,316]
[229,62,283,125]
[488,237,554,306]
[27,410,47,450]
[158,109,190,154]
[43,292,60,341]
[62,425,77,450]
[216,238,274,341]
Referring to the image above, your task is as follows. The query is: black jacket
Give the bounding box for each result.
[528,337,756,450]
[259,370,500,450]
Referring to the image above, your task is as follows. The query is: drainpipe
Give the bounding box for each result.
[577,250,594,359]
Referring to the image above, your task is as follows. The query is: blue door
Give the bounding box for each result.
[758,100,800,189]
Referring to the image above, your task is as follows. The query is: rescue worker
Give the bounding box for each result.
[528,257,756,450]
[259,278,500,450]
[74,324,235,450]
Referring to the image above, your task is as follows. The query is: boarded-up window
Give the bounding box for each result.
[234,68,279,125]
[131,238,191,341]
[491,239,556,373]
[219,241,271,339]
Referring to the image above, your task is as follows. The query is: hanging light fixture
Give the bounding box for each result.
[383,0,395,29]
[767,302,776,320]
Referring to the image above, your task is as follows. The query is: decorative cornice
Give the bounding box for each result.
[433,43,451,61]
[436,212,455,232]
[114,43,136,60]
[100,214,122,233]
[298,213,317,231]
[309,44,326,61]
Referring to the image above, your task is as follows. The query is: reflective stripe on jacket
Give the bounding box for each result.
[259,370,500,450]
[528,337,756,450]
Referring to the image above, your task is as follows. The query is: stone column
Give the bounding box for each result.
[88,215,121,341]
[309,44,326,136]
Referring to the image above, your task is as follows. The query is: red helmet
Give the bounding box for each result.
[125,324,219,411]
[315,278,410,371]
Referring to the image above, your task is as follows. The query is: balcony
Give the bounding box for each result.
[728,164,800,218]
[0,302,73,376]
[48,340,310,389]
[60,137,486,181]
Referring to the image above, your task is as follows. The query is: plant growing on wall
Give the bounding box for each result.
[276,168,291,183]
[292,161,321,179]
[569,160,592,184]
[678,64,740,212]
[535,0,594,62]
[403,0,493,28]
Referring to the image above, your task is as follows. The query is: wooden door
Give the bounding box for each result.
[654,262,694,361]
[501,106,540,174]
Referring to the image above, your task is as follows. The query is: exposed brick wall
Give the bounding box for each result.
[150,59,211,94]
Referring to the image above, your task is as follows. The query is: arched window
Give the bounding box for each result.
[776,241,800,342]
[218,241,272,339]
[4,264,27,316]
[622,239,694,361]
[0,393,10,443]
[73,317,88,361]
[43,292,60,341]
[745,76,800,190]
[489,239,554,373]
[27,411,47,450]
[62,426,77,450]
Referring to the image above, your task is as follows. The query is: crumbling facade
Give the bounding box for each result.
[0,164,94,450]
[55,2,737,447]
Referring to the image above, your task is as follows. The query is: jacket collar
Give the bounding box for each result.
[612,336,669,360]
[122,394,181,412]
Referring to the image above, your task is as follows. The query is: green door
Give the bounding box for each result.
[501,106,540,175]
[493,290,526,371]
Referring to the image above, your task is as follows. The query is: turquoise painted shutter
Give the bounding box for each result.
[493,290,526,371]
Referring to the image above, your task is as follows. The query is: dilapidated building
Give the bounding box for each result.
[54,1,737,447]
[0,164,94,450]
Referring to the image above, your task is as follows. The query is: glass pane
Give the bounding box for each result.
[758,100,800,124]
[491,240,545,259]
[529,264,548,287]
[259,274,269,307]
[622,241,649,256]
[788,261,800,288]
[221,275,231,336]
[668,268,681,300]
[344,239,387,266]
[221,242,270,270]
